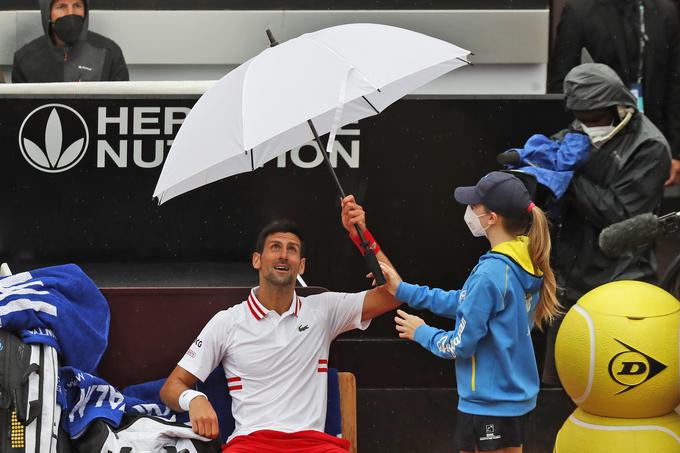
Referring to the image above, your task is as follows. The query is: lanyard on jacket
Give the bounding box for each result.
[632,0,649,113]
[637,0,649,84]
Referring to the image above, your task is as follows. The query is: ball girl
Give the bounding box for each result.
[381,171,560,453]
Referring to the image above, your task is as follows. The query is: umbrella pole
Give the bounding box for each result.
[266,29,385,285]
[306,119,386,286]
[307,120,347,198]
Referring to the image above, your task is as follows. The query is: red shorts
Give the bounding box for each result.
[223,430,350,453]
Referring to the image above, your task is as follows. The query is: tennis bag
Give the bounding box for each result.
[72,414,221,453]
[0,329,62,453]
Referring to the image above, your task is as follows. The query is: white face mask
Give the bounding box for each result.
[464,205,489,237]
[581,123,616,147]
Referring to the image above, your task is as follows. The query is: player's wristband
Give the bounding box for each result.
[178,389,206,412]
[350,228,380,255]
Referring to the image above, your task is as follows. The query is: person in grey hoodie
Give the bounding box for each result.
[548,0,680,187]
[542,63,671,384]
[12,0,128,82]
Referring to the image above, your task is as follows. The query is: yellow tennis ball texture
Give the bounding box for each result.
[555,281,680,418]
[554,408,680,453]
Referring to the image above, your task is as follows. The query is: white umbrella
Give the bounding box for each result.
[154,23,469,204]
[153,23,470,282]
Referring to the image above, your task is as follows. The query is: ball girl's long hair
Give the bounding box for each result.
[500,205,561,330]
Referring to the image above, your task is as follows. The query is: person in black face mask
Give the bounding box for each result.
[11,0,129,82]
[52,11,86,48]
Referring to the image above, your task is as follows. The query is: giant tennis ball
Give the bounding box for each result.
[554,408,680,453]
[555,281,680,418]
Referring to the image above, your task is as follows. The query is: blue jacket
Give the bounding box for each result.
[396,237,542,416]
[506,132,590,199]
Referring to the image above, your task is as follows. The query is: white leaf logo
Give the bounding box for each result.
[18,104,89,173]
[57,138,86,168]
[45,109,64,168]
[22,138,50,168]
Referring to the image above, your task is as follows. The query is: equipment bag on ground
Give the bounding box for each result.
[0,329,62,453]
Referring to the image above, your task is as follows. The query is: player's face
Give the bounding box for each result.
[253,232,305,287]
[51,0,85,22]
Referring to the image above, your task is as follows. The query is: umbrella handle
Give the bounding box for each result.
[360,237,387,286]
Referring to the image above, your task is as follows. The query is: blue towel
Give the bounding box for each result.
[505,132,590,199]
[57,367,187,438]
[0,264,109,373]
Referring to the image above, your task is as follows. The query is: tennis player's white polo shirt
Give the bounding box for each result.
[178,287,369,442]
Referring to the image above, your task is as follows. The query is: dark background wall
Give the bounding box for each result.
[3,93,677,294]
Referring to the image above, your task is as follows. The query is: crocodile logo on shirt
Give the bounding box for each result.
[298,324,309,332]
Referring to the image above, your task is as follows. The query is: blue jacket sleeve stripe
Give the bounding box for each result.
[413,324,456,359]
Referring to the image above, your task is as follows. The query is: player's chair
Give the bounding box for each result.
[337,372,357,453]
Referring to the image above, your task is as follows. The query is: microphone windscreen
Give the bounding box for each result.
[598,213,660,257]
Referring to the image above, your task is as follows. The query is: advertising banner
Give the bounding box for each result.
[0,96,568,289]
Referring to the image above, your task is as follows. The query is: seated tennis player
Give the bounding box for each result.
[160,196,398,452]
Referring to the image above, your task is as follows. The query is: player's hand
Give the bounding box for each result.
[341,195,366,236]
[395,309,425,341]
[189,396,219,439]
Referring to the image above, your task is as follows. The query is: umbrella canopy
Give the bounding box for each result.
[153,23,470,203]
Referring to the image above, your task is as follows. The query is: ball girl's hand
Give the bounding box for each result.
[395,309,425,341]
[373,262,401,294]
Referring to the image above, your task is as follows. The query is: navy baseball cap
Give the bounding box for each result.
[454,171,534,218]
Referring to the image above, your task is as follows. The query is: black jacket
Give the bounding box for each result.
[548,0,680,159]
[12,0,128,83]
[553,65,671,303]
